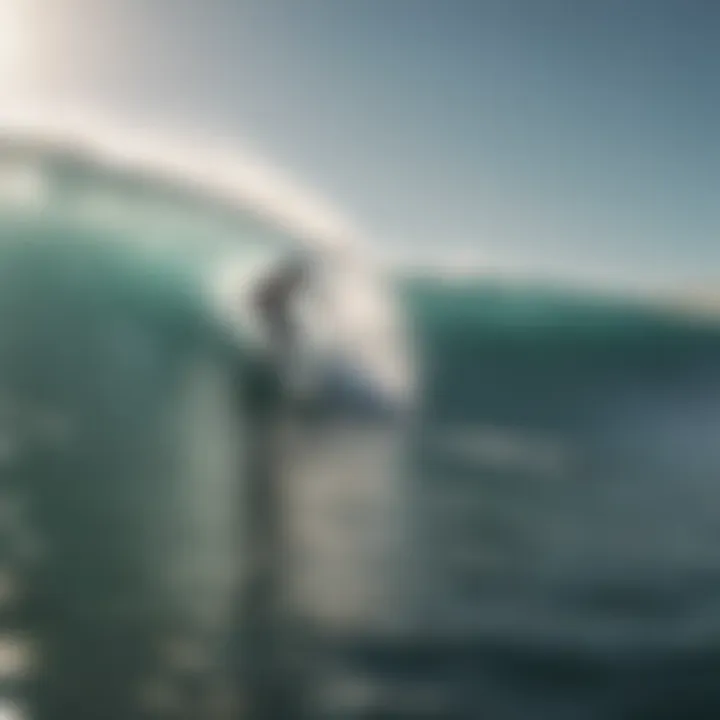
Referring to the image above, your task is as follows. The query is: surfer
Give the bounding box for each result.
[253,255,309,379]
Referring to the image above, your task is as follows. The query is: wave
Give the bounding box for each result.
[0,113,413,400]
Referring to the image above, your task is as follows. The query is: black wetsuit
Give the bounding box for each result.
[254,266,304,361]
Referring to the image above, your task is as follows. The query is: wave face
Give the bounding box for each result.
[0,135,284,719]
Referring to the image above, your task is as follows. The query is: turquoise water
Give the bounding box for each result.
[0,224,243,718]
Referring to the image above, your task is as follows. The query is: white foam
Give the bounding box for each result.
[0,104,360,252]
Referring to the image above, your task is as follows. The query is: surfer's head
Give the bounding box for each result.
[275,252,313,288]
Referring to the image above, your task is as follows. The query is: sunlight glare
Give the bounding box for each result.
[0,0,25,92]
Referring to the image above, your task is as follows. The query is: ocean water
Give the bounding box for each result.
[0,222,247,719]
[1,138,720,719]
[345,278,720,719]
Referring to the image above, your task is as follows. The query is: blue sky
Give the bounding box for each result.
[12,0,720,290]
